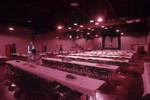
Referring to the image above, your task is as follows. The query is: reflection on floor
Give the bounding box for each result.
[0,54,149,100]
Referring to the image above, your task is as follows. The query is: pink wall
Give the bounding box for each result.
[34,32,74,52]
[121,35,147,50]
[73,35,147,50]
[0,25,33,55]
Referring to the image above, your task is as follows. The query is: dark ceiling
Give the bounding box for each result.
[0,0,149,32]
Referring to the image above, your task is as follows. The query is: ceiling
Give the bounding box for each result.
[0,0,149,33]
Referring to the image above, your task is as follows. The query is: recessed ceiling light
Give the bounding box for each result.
[27,20,32,23]
[95,34,98,37]
[116,29,120,32]
[57,26,62,30]
[90,20,94,23]
[74,23,78,26]
[105,27,108,29]
[97,18,103,22]
[69,35,72,39]
[68,27,72,29]
[95,23,99,25]
[80,25,84,27]
[121,32,124,35]
[71,3,79,7]
[9,27,14,31]
[76,29,80,32]
[88,28,91,30]
[91,29,94,31]
[101,26,105,28]
[87,32,90,35]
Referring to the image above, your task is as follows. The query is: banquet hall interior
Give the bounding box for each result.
[0,0,150,100]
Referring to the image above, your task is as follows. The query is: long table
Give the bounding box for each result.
[42,57,119,71]
[57,55,129,63]
[142,62,150,96]
[6,60,105,95]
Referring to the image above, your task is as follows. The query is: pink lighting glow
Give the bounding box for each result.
[57,26,62,30]
[101,26,105,28]
[80,25,84,27]
[90,20,94,23]
[95,34,98,37]
[95,23,99,25]
[87,32,90,35]
[69,35,72,39]
[76,36,79,39]
[116,29,120,32]
[9,27,14,31]
[27,20,32,23]
[74,23,78,26]
[97,18,103,22]
[121,32,124,35]
[68,27,72,29]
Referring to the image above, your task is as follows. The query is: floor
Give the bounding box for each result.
[0,54,150,100]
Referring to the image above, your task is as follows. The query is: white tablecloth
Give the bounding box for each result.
[142,62,150,96]
[6,60,105,95]
[57,55,129,63]
[42,57,119,71]
[0,55,8,59]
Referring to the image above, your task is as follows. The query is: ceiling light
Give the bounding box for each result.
[74,23,78,26]
[76,29,79,32]
[116,29,120,32]
[68,27,72,29]
[27,20,32,23]
[121,32,124,35]
[95,34,98,37]
[57,26,62,30]
[80,25,84,27]
[87,32,90,35]
[9,27,14,31]
[90,20,94,23]
[97,18,103,22]
[91,29,94,31]
[76,36,79,39]
[101,26,105,28]
[69,35,72,39]
[88,28,91,30]
[105,27,108,29]
[95,23,99,25]
[71,3,79,7]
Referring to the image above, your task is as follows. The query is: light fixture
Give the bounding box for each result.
[76,29,80,32]
[90,20,94,23]
[9,27,14,31]
[91,29,94,31]
[68,27,72,29]
[57,26,62,30]
[56,37,59,39]
[27,20,32,23]
[101,26,105,28]
[97,18,103,22]
[105,27,108,29]
[116,29,120,32]
[76,36,79,39]
[87,32,90,35]
[121,32,124,35]
[69,35,72,39]
[88,28,91,30]
[74,23,78,26]
[95,34,98,37]
[80,25,84,27]
[71,2,79,7]
[95,23,99,25]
